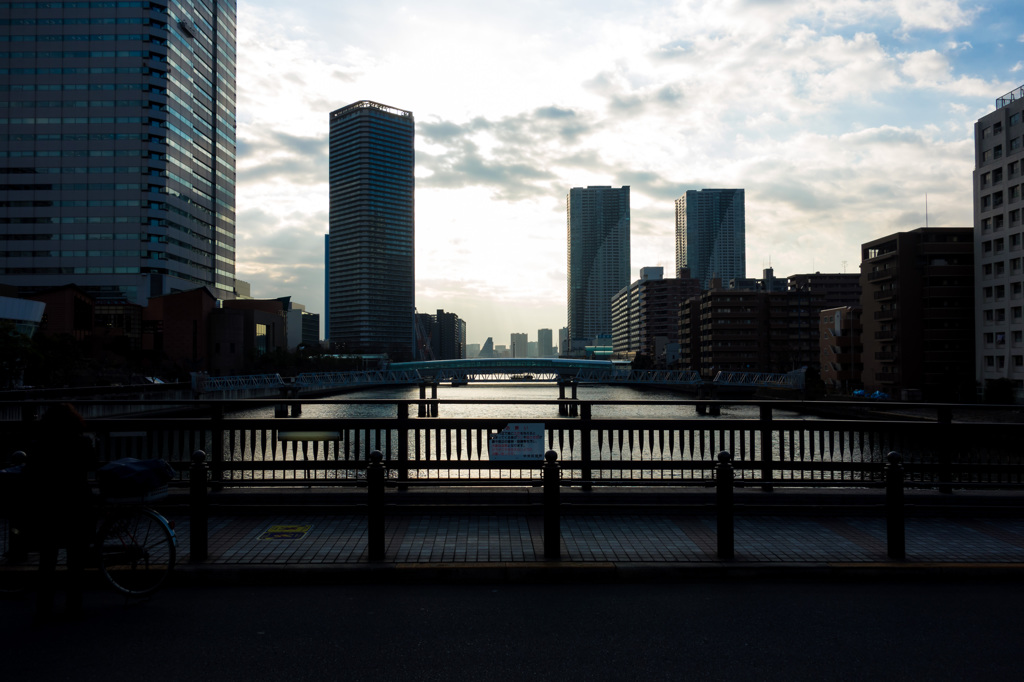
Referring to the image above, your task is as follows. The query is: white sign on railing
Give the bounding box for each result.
[488,423,545,461]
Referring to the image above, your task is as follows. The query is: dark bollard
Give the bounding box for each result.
[367,450,385,561]
[190,450,209,562]
[543,450,561,560]
[5,451,28,562]
[716,451,735,560]
[885,451,906,560]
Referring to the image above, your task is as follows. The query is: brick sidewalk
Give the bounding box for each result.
[163,513,1024,565]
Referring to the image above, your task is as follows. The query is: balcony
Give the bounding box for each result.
[873,309,895,320]
[867,268,896,282]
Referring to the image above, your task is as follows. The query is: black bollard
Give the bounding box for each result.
[367,450,385,561]
[189,450,209,562]
[885,451,905,560]
[543,450,561,560]
[716,450,735,560]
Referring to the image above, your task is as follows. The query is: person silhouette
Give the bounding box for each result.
[25,404,96,619]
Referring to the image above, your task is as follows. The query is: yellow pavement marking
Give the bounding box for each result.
[259,524,312,540]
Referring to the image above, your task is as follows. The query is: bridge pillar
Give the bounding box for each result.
[418,382,439,417]
[557,379,578,417]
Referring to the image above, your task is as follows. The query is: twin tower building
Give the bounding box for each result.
[325,101,744,359]
[567,186,745,351]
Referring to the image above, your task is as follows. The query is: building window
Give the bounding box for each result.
[1012,258,1022,274]
[1013,282,1023,295]
[1012,233,1022,248]
[1013,112,1023,126]
[995,121,1004,135]
[998,356,1006,369]
[1013,161,1022,179]
[984,286,993,300]
[1014,306,1023,320]
[996,262,1006,275]
[996,285,1006,299]
[1012,185,1021,203]
[995,168,1004,183]
[1012,209,1022,226]
[1015,330,1024,343]
[983,195,992,210]
[986,355,995,367]
[995,145,1004,159]
[983,263,993,276]
[1013,137,1023,151]
[996,238,1006,252]
[985,310,994,322]
[982,217,993,231]
[1015,356,1024,367]
[982,126,992,139]
[983,149,993,162]
[997,309,1007,322]
[995,215,1005,229]
[981,172,991,188]
[983,240,993,253]
[984,332,994,344]
[994,191,1004,208]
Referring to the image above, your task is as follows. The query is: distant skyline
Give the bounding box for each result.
[235,0,1024,345]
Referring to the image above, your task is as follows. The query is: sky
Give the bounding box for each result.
[234,0,1024,347]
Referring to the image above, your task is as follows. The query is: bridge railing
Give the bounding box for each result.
[1,399,1020,489]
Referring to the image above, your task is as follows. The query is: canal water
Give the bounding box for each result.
[234,383,814,420]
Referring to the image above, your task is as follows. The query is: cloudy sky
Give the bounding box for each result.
[235,0,1023,347]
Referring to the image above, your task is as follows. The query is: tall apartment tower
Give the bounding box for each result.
[860,227,974,401]
[567,185,630,347]
[0,1,238,304]
[675,189,745,290]
[328,101,415,360]
[537,328,554,358]
[975,85,1024,400]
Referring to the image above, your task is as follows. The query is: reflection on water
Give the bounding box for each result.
[232,383,812,420]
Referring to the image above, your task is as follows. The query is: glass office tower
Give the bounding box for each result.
[566,185,630,347]
[0,0,237,304]
[328,100,415,360]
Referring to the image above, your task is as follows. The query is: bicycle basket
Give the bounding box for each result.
[97,458,174,500]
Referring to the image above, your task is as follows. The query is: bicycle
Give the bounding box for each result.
[2,453,177,598]
[92,488,177,597]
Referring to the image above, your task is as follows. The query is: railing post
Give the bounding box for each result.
[367,450,385,561]
[579,402,592,491]
[885,451,905,560]
[210,402,224,492]
[397,402,409,488]
[6,451,28,562]
[543,450,561,560]
[759,404,774,492]
[716,451,735,560]
[936,406,953,494]
[189,450,209,562]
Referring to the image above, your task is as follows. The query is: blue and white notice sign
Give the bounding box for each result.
[488,423,545,461]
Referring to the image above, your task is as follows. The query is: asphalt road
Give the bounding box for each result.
[3,580,1022,681]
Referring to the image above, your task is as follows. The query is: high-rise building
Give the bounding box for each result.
[510,332,528,358]
[537,328,553,358]
[0,0,238,305]
[675,189,745,290]
[567,185,630,348]
[975,84,1024,401]
[328,100,414,359]
[860,227,974,401]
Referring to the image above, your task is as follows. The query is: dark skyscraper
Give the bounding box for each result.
[567,185,630,347]
[675,189,745,289]
[0,0,238,304]
[328,100,414,359]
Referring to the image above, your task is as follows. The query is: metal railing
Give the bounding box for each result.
[2,399,1021,490]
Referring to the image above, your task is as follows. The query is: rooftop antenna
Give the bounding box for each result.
[925,193,929,228]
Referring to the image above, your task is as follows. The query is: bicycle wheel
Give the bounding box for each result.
[98,508,176,596]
